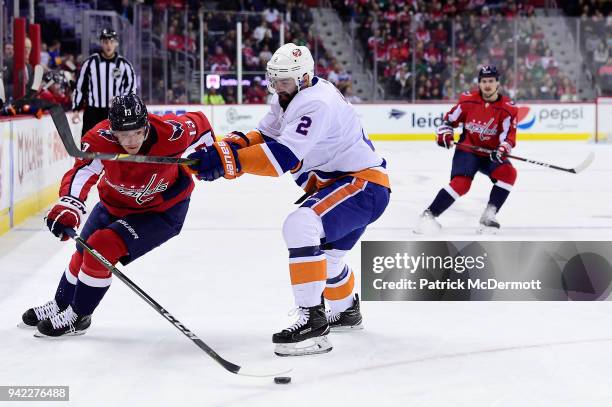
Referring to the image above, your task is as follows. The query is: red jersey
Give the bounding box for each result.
[60,112,214,217]
[444,90,517,154]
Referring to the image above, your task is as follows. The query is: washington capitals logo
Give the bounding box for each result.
[389,109,406,119]
[165,120,184,141]
[105,173,169,205]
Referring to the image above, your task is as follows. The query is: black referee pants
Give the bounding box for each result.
[82,107,110,136]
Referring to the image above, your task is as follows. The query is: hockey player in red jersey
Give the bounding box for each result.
[21,94,214,337]
[416,65,518,233]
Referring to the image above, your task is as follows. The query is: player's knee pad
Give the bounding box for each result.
[282,207,324,249]
[491,164,517,187]
[449,176,472,197]
[325,249,347,279]
[81,228,128,279]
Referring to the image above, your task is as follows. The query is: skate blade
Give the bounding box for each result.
[33,329,88,338]
[477,225,499,235]
[17,322,37,329]
[274,336,333,357]
[330,322,364,332]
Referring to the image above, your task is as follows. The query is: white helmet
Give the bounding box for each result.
[266,43,315,94]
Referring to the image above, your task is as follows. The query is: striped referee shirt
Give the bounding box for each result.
[72,52,137,110]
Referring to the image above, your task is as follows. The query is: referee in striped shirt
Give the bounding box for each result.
[71,28,137,135]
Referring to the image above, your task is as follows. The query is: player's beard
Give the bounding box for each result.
[481,84,500,101]
[278,90,298,110]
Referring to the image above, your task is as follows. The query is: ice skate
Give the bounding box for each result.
[273,304,332,357]
[327,294,364,332]
[477,204,501,234]
[414,209,442,234]
[34,306,91,338]
[20,299,67,328]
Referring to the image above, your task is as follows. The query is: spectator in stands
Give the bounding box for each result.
[245,76,267,104]
[210,45,232,72]
[2,43,13,99]
[593,41,609,70]
[116,0,134,24]
[326,62,339,83]
[243,38,260,69]
[394,63,412,98]
[166,25,184,53]
[258,44,273,68]
[40,43,51,69]
[5,37,34,100]
[252,21,272,44]
[263,4,280,25]
[558,76,578,101]
[224,86,237,104]
[47,40,61,69]
[202,87,225,104]
[598,57,612,95]
[343,85,362,104]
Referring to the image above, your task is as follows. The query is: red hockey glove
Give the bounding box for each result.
[490,142,512,163]
[44,196,86,241]
[436,123,454,149]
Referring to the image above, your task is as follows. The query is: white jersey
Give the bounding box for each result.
[256,77,386,189]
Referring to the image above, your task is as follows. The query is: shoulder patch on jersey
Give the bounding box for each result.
[165,120,184,141]
[97,128,119,144]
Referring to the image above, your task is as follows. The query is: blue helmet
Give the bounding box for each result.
[108,94,148,131]
[478,65,499,81]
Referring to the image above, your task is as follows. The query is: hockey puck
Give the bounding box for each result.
[274,376,291,384]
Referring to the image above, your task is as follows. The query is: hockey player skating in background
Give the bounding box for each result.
[187,43,391,356]
[416,65,518,234]
[21,94,214,337]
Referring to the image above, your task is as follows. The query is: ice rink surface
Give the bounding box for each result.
[1,141,612,406]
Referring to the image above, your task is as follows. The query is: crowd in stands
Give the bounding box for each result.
[562,0,612,96]
[1,34,75,117]
[332,0,588,101]
[3,0,610,107]
[148,0,342,104]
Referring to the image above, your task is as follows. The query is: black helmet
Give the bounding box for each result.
[478,65,499,81]
[100,28,118,41]
[109,94,148,131]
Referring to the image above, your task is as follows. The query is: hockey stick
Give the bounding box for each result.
[64,228,291,378]
[458,144,595,174]
[49,105,198,165]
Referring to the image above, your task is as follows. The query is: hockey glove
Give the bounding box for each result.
[490,142,512,163]
[45,196,86,241]
[222,130,264,149]
[436,122,454,149]
[222,131,250,149]
[187,141,242,181]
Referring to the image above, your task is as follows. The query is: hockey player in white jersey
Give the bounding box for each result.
[187,43,391,356]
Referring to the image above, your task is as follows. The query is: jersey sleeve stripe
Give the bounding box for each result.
[69,159,103,199]
[499,116,511,143]
[182,130,214,157]
[262,141,299,173]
